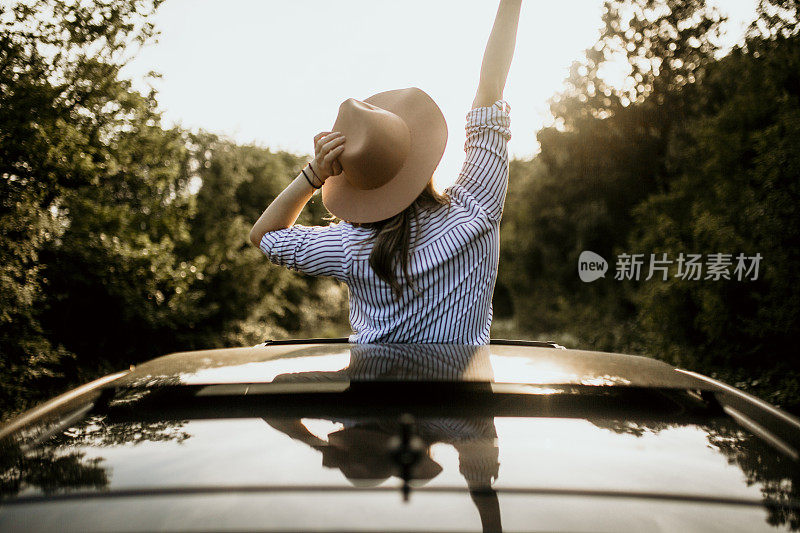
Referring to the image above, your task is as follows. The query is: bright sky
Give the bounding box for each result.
[122,0,758,189]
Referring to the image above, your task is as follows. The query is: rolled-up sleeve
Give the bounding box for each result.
[454,100,512,222]
[259,222,348,282]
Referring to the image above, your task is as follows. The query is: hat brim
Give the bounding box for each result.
[322,87,447,223]
[324,427,444,482]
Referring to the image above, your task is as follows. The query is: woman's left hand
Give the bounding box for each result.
[311,131,346,184]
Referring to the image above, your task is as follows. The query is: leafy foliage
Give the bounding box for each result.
[496,0,800,411]
[498,0,725,349]
[2,0,799,421]
[1,0,166,415]
[0,0,348,420]
[630,28,800,407]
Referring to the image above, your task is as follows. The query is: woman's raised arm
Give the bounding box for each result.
[249,131,345,247]
[473,0,522,109]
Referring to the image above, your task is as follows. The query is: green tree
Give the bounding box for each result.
[0,0,165,416]
[630,26,800,410]
[499,0,724,349]
[37,90,205,376]
[181,133,349,348]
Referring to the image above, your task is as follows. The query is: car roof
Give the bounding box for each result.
[2,339,800,532]
[111,339,714,390]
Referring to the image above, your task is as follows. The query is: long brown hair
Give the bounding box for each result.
[347,180,450,300]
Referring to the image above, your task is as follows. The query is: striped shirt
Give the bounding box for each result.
[260,99,512,345]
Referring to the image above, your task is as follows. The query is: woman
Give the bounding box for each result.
[249,0,521,345]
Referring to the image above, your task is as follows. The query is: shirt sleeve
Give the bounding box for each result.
[453,99,512,222]
[259,222,348,282]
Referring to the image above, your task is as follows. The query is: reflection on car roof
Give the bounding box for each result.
[3,340,800,532]
[114,341,712,390]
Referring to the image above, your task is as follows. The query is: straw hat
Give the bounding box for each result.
[321,87,448,223]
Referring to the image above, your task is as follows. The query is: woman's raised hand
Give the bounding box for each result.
[310,131,346,184]
[473,0,521,108]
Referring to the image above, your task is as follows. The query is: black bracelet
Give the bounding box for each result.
[301,167,320,189]
[307,162,324,187]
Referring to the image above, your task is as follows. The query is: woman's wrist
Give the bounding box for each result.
[301,165,322,190]
[308,160,326,186]
[308,131,346,186]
